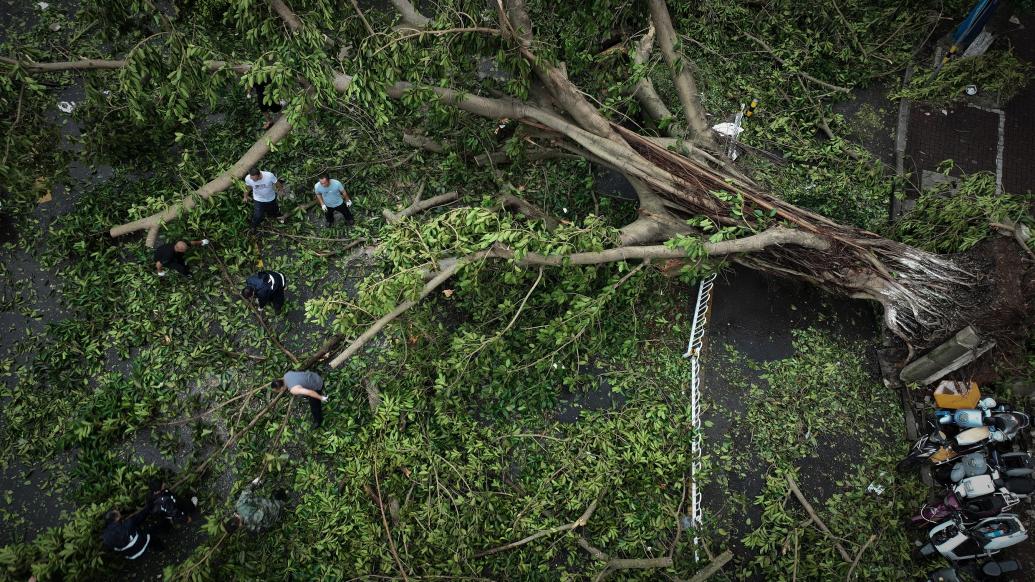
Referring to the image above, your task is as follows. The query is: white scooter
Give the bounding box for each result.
[919,514,1028,561]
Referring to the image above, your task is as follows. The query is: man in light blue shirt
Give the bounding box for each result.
[313,172,353,227]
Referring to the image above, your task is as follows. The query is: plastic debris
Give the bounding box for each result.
[57,101,76,113]
[867,482,885,495]
[36,2,49,9]
[965,85,978,96]
[49,22,61,32]
[712,122,743,138]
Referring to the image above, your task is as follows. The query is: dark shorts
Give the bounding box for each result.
[258,100,283,114]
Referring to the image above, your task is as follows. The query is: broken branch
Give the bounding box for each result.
[475,496,601,557]
[383,191,460,224]
[786,475,853,563]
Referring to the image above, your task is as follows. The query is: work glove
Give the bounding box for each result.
[201,239,210,246]
[157,270,166,277]
[345,200,352,207]
[321,204,327,212]
[321,396,329,402]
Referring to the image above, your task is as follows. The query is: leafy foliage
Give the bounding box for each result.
[893,171,1034,253]
[707,330,928,580]
[891,50,1032,107]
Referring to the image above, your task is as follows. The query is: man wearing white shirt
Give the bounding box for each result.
[243,167,285,231]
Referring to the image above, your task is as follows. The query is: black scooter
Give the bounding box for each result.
[927,559,1022,581]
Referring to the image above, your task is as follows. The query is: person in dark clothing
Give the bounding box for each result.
[101,502,160,560]
[252,81,283,129]
[148,480,199,525]
[242,271,287,313]
[154,239,208,277]
[272,370,326,427]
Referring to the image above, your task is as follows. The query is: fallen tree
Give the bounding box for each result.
[6,0,1022,364]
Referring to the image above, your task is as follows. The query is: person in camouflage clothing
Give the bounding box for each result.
[227,477,283,533]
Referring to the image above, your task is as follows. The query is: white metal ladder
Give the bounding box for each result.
[683,272,716,558]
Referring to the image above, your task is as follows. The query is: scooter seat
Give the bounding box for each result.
[1003,477,1035,495]
[982,559,1021,576]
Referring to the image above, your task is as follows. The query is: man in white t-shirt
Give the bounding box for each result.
[243,167,285,231]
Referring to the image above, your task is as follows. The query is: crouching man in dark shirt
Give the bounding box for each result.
[101,501,161,560]
[154,238,209,277]
[242,271,287,313]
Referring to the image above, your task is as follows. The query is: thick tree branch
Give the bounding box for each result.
[498,193,560,232]
[500,0,622,142]
[383,191,459,223]
[630,26,684,137]
[402,132,446,153]
[328,255,473,368]
[685,550,734,582]
[646,0,714,146]
[510,227,828,266]
[594,556,673,582]
[327,227,824,368]
[0,56,250,74]
[270,0,303,32]
[389,0,430,29]
[109,115,295,246]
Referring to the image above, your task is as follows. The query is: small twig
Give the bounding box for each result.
[475,495,602,557]
[255,397,295,482]
[173,391,285,489]
[845,534,877,581]
[348,0,376,36]
[786,475,852,563]
[373,462,410,581]
[159,385,264,426]
[741,31,851,94]
[258,228,360,243]
[1,84,25,168]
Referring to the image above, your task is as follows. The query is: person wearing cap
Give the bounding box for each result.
[243,167,285,231]
[154,239,209,277]
[313,172,353,227]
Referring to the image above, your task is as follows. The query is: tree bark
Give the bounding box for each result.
[389,0,430,29]
[383,191,459,223]
[646,0,715,147]
[0,56,250,75]
[270,0,303,33]
[629,25,684,137]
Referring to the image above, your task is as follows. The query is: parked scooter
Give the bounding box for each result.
[919,514,1028,561]
[909,485,1018,527]
[898,415,1026,473]
[927,559,1022,581]
[936,404,1030,432]
[934,451,1035,486]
